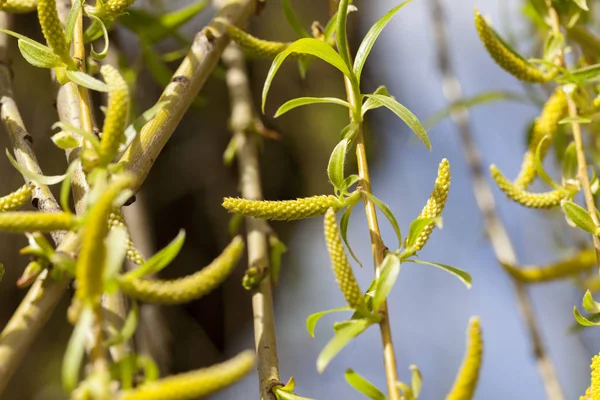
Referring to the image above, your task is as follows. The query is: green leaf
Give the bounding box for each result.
[396,381,415,400]
[60,162,78,213]
[52,121,100,150]
[65,0,82,45]
[339,174,360,195]
[558,63,600,83]
[574,306,600,326]
[104,227,128,293]
[562,200,598,235]
[573,0,589,11]
[262,38,352,112]
[424,91,529,130]
[6,149,66,185]
[65,70,109,92]
[0,29,66,69]
[269,235,288,286]
[123,230,186,280]
[583,290,600,313]
[410,365,422,398]
[340,199,362,266]
[274,388,316,400]
[353,1,411,82]
[306,306,352,338]
[324,11,338,43]
[84,18,113,44]
[274,97,350,118]
[372,253,401,312]
[363,192,402,250]
[335,0,352,69]
[105,302,139,346]
[562,142,577,180]
[406,259,472,288]
[404,217,436,251]
[51,131,80,150]
[559,116,592,124]
[316,318,372,373]
[364,94,430,150]
[88,15,110,60]
[341,121,360,140]
[282,0,311,38]
[328,139,349,190]
[62,307,94,392]
[121,101,168,152]
[362,85,391,115]
[534,136,564,191]
[344,369,386,400]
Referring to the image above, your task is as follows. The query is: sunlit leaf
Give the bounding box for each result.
[6,149,66,185]
[362,85,391,115]
[88,15,110,60]
[269,235,288,286]
[123,230,186,280]
[335,0,352,68]
[60,162,79,214]
[406,259,472,288]
[583,290,600,313]
[274,97,350,118]
[62,307,93,392]
[306,306,352,338]
[372,253,401,312]
[65,70,109,92]
[562,200,598,235]
[562,142,577,180]
[317,318,372,373]
[574,306,600,326]
[363,192,402,250]
[328,139,349,190]
[534,136,564,191]
[0,29,65,69]
[345,369,386,400]
[282,0,311,38]
[105,302,139,346]
[65,0,82,45]
[410,365,422,398]
[340,200,362,266]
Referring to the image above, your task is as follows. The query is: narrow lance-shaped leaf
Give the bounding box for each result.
[562,200,598,235]
[372,253,401,312]
[65,70,110,92]
[316,318,372,373]
[406,259,472,288]
[344,369,386,400]
[335,0,352,69]
[282,0,311,38]
[274,97,350,118]
[328,139,349,191]
[306,306,352,338]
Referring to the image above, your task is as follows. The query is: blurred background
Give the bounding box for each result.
[0,0,596,398]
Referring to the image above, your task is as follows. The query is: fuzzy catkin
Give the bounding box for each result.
[1,0,36,13]
[98,65,130,167]
[103,0,135,15]
[76,175,133,305]
[490,165,567,208]
[0,211,76,232]
[446,317,483,400]
[474,10,554,83]
[580,353,600,400]
[411,159,451,251]
[0,184,32,212]
[503,249,596,283]
[108,210,145,265]
[226,24,290,59]
[223,195,346,221]
[120,350,254,400]
[118,236,244,304]
[37,0,69,60]
[324,208,366,311]
[514,89,567,189]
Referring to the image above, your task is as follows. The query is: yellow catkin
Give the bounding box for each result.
[102,0,135,15]
[120,350,255,400]
[503,249,596,283]
[223,195,346,221]
[580,353,600,400]
[117,236,244,304]
[514,89,567,189]
[491,165,568,208]
[411,159,451,252]
[324,208,366,311]
[474,10,555,83]
[108,210,145,265]
[76,175,133,305]
[446,317,483,400]
[0,211,77,232]
[225,24,290,59]
[1,0,36,13]
[37,0,70,60]
[98,65,130,167]
[0,184,32,212]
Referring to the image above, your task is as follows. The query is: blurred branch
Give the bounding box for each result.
[426,1,565,400]
[222,42,281,399]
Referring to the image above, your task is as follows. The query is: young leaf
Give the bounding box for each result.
[65,70,110,92]
[306,306,352,338]
[341,121,360,140]
[363,192,402,249]
[104,227,128,291]
[123,230,186,280]
[18,39,65,69]
[6,149,66,185]
[372,253,401,312]
[573,0,589,11]
[396,381,415,400]
[88,15,110,60]
[274,388,316,400]
[410,365,422,398]
[51,131,80,149]
[562,142,577,180]
[344,369,386,400]
[574,307,600,326]
[561,200,598,235]
[269,235,288,286]
[340,201,362,266]
[316,318,372,373]
[583,290,600,313]
[406,259,472,288]
[328,139,349,190]
[335,0,352,69]
[282,0,311,38]
[274,97,350,118]
[262,38,352,112]
[404,217,436,251]
[534,136,563,191]
[105,302,139,346]
[354,1,411,81]
[62,307,94,392]
[364,94,430,150]
[65,0,82,45]
[362,85,391,115]
[60,162,79,213]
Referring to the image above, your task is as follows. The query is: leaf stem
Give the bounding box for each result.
[222,41,281,400]
[427,1,565,399]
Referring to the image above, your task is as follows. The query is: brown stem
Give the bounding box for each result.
[427,1,565,399]
[222,42,280,400]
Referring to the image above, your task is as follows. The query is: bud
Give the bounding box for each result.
[446,317,483,400]
[491,165,568,208]
[0,184,32,212]
[118,236,244,304]
[223,195,346,221]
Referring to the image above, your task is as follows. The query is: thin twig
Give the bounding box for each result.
[222,42,281,400]
[427,1,565,399]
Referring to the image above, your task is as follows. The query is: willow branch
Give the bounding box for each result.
[222,42,281,399]
[427,1,565,399]
[119,0,258,194]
